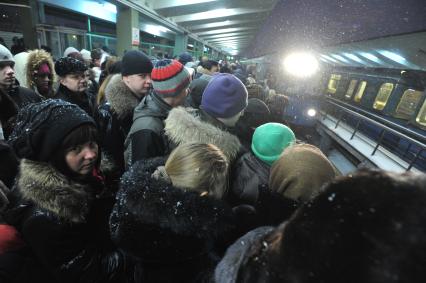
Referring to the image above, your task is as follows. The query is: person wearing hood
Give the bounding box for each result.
[164,73,247,166]
[124,59,191,166]
[111,143,237,282]
[26,49,55,98]
[54,57,97,120]
[0,99,142,283]
[0,44,42,110]
[215,169,426,283]
[98,50,153,174]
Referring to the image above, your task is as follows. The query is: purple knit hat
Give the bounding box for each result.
[201,73,248,118]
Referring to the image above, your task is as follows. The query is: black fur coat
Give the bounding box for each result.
[110,157,238,283]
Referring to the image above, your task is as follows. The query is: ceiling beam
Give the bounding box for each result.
[185,18,263,31]
[195,26,256,36]
[200,31,256,40]
[171,7,271,23]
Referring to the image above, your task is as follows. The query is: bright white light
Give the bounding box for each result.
[330,54,350,63]
[378,50,406,64]
[103,2,117,13]
[283,52,319,77]
[187,44,194,48]
[307,108,317,117]
[359,52,381,63]
[343,53,364,63]
[320,54,339,63]
[145,24,170,36]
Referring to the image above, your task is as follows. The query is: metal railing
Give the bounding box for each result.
[321,97,426,171]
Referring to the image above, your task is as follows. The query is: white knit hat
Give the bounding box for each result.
[0,44,14,63]
[80,49,91,60]
[63,46,79,57]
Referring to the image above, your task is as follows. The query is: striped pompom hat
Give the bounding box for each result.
[151,59,191,97]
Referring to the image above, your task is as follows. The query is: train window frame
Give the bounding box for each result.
[353,81,367,103]
[416,99,426,127]
[394,89,424,120]
[345,79,358,99]
[373,83,394,110]
[327,74,341,94]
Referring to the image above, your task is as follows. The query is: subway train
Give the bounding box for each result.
[321,67,426,171]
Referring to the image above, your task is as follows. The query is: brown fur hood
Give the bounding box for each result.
[17,159,93,223]
[105,74,140,119]
[164,107,241,162]
[26,49,55,89]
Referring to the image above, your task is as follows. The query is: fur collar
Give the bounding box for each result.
[17,159,92,223]
[105,74,140,119]
[164,107,241,161]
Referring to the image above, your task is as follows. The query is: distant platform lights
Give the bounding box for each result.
[283,52,319,78]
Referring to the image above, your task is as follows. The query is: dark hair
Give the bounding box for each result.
[51,124,99,178]
[239,169,426,283]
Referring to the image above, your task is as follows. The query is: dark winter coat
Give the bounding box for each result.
[124,91,172,167]
[98,74,141,174]
[55,84,98,120]
[164,107,243,163]
[1,159,142,283]
[110,157,237,283]
[0,140,19,188]
[0,88,18,139]
[187,74,212,108]
[230,152,270,205]
[6,82,43,110]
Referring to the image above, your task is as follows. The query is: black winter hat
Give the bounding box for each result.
[55,57,87,77]
[8,99,95,162]
[121,50,153,76]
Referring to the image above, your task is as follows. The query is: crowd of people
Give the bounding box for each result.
[0,42,425,283]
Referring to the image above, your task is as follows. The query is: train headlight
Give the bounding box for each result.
[307,108,317,117]
[283,52,319,77]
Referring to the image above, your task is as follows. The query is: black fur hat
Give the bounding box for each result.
[8,99,95,162]
[54,57,87,77]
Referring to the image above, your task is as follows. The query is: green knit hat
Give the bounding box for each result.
[251,123,296,165]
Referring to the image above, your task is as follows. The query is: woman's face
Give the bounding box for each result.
[65,141,98,175]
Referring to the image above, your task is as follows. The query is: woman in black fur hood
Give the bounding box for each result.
[1,99,141,283]
[110,143,238,282]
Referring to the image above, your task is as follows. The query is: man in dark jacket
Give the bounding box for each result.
[54,57,98,119]
[0,44,42,110]
[98,50,154,173]
[124,59,191,166]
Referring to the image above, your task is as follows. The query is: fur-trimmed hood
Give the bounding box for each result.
[164,107,241,161]
[105,74,140,119]
[16,159,92,223]
[110,158,236,263]
[25,49,55,90]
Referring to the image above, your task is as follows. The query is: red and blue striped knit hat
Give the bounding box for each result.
[151,59,191,97]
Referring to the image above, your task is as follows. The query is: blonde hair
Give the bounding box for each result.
[165,143,229,199]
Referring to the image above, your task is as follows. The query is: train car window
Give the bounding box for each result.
[373,83,394,110]
[394,89,424,120]
[416,99,426,127]
[345,79,358,99]
[353,81,367,102]
[327,74,341,94]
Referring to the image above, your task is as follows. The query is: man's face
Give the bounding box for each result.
[0,61,15,90]
[60,72,88,93]
[122,73,152,99]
